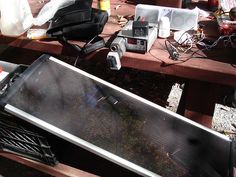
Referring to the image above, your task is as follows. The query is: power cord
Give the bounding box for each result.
[165,40,180,60]
[197,33,236,50]
[165,28,236,62]
[164,27,206,60]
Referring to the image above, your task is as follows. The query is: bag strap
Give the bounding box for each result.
[58,35,106,57]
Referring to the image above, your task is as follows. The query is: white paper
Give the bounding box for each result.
[0,71,9,82]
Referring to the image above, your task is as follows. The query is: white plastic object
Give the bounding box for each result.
[158,17,170,38]
[174,30,191,45]
[220,0,236,12]
[33,0,75,26]
[0,0,33,37]
[106,51,121,70]
[135,4,199,31]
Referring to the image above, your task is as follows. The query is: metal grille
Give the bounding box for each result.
[0,118,57,166]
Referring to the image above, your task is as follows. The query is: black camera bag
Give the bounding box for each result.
[47,8,108,40]
[46,1,108,56]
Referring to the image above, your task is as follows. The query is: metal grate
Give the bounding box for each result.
[0,118,58,166]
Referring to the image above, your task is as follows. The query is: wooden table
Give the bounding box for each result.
[0,0,236,176]
[0,0,234,85]
[0,152,99,177]
[1,0,235,124]
[0,0,235,86]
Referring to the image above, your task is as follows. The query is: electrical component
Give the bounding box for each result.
[165,40,180,60]
[106,51,121,70]
[197,33,236,49]
[174,30,192,45]
[110,37,126,57]
[117,20,157,53]
[107,37,126,70]
[132,20,149,37]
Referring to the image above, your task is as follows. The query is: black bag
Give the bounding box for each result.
[46,1,108,56]
[47,8,108,40]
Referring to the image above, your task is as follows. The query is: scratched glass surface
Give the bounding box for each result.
[0,56,231,177]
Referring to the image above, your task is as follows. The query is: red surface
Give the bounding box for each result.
[0,152,98,177]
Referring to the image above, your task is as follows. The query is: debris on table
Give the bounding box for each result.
[116,14,134,27]
[117,15,128,26]
[114,4,121,10]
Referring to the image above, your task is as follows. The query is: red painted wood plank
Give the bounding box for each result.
[0,152,99,177]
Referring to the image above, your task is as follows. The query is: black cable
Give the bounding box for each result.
[151,32,236,67]
[149,42,207,67]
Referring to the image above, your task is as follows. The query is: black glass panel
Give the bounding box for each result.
[0,55,232,177]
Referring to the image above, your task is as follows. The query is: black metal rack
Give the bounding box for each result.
[0,116,58,166]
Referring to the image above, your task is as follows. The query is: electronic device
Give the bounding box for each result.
[132,20,149,37]
[107,37,126,70]
[216,14,236,35]
[165,40,180,60]
[135,4,199,31]
[117,20,158,53]
[107,21,157,70]
[106,51,121,70]
[110,37,126,57]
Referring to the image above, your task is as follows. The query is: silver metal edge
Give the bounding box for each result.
[5,104,161,177]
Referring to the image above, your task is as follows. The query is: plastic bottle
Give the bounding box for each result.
[0,0,33,37]
[97,0,110,16]
[158,17,170,38]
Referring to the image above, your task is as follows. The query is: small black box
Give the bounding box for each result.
[132,21,149,37]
